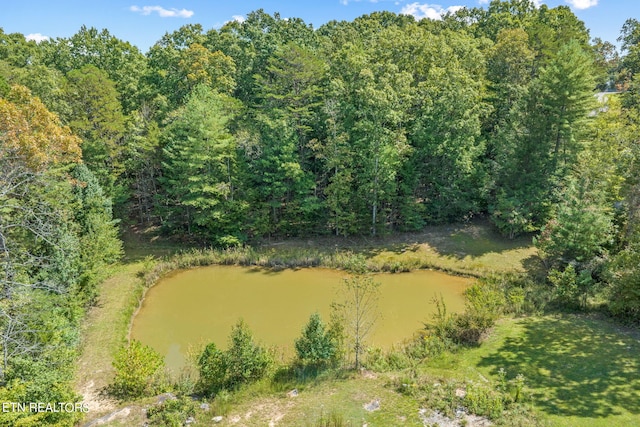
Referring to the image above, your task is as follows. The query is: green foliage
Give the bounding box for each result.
[337,275,381,369]
[109,340,165,399]
[607,242,640,322]
[425,282,505,347]
[0,378,82,427]
[490,39,596,237]
[0,85,121,426]
[7,6,640,425]
[397,369,530,423]
[295,313,336,368]
[464,382,505,419]
[197,320,271,396]
[225,319,272,389]
[0,72,8,97]
[63,64,127,199]
[157,84,246,244]
[536,179,614,267]
[41,25,146,113]
[211,389,232,416]
[146,396,196,427]
[70,164,122,303]
[313,409,348,427]
[197,342,228,395]
[364,346,411,372]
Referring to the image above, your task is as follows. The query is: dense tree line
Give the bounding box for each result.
[0,84,121,425]
[4,0,640,423]
[1,1,613,243]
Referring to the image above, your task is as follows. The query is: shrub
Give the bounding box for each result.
[225,319,272,389]
[365,346,411,372]
[548,264,595,309]
[0,376,82,427]
[404,332,452,360]
[109,340,165,399]
[295,313,336,369]
[425,283,504,348]
[464,383,505,419]
[608,244,640,322]
[197,342,228,396]
[147,396,196,426]
[197,319,271,395]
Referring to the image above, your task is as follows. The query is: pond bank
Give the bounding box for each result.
[76,220,537,425]
[130,266,473,371]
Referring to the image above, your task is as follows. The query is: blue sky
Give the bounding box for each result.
[1,1,637,53]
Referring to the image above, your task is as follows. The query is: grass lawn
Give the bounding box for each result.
[368,220,537,275]
[176,315,640,426]
[434,315,640,426]
[207,372,425,426]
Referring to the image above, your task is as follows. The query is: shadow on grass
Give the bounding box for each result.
[258,218,533,260]
[431,224,533,259]
[477,315,640,419]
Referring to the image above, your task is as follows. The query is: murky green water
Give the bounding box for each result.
[131,266,471,371]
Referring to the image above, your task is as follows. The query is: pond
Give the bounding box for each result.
[130,266,472,371]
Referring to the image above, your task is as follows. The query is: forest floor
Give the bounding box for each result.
[74,220,640,426]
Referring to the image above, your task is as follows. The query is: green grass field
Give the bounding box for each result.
[468,316,640,426]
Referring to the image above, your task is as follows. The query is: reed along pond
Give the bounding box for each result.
[131,266,472,371]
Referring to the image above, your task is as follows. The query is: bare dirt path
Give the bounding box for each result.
[74,263,143,424]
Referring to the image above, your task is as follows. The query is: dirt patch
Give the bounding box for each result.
[230,397,297,426]
[78,380,117,416]
[418,409,492,427]
[81,406,137,427]
[361,369,377,379]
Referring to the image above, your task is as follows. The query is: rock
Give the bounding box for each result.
[200,403,210,411]
[212,416,224,423]
[455,388,466,398]
[185,416,196,425]
[82,407,132,427]
[287,388,299,398]
[156,392,177,404]
[363,399,380,412]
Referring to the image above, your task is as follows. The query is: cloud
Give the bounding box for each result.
[25,33,49,43]
[400,3,464,20]
[565,0,597,9]
[130,5,194,18]
[231,15,245,23]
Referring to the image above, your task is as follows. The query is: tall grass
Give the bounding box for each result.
[139,245,480,289]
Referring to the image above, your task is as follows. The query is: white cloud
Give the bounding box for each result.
[565,0,597,9]
[478,0,489,4]
[130,5,194,18]
[231,15,245,23]
[25,33,49,43]
[401,3,464,20]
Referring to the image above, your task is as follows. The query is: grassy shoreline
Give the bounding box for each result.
[77,220,534,424]
[76,221,640,426]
